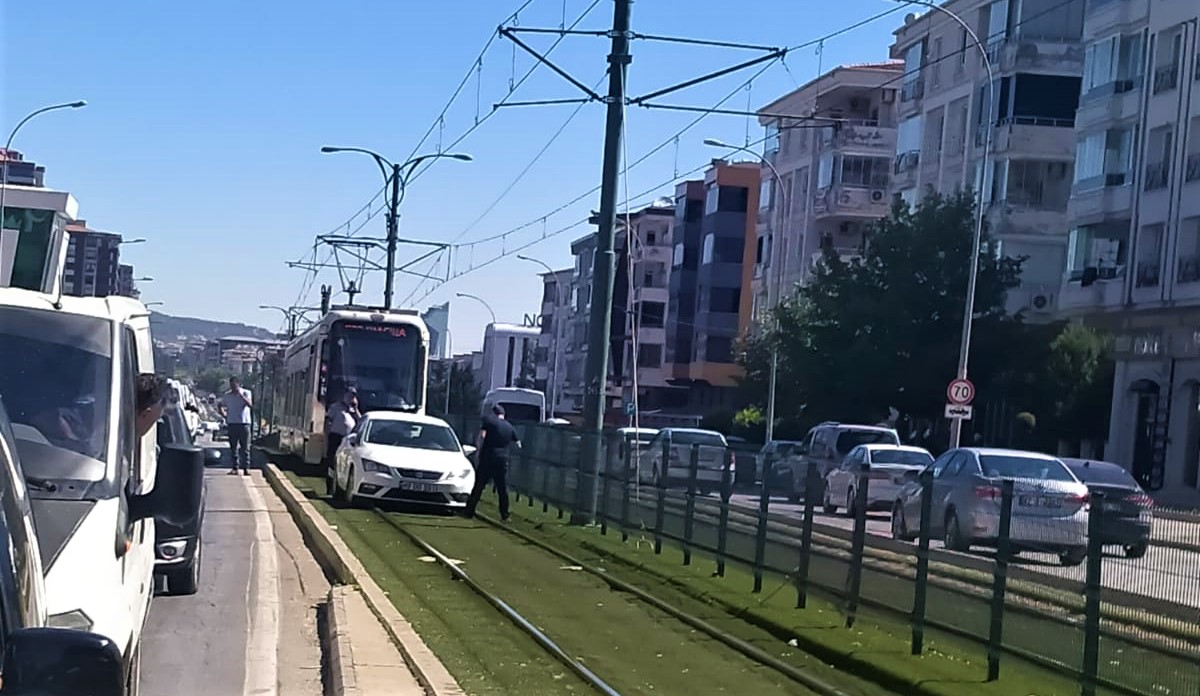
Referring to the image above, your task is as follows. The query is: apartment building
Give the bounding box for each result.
[664,161,760,415]
[62,222,123,297]
[1055,0,1200,500]
[536,268,573,418]
[890,0,1086,317]
[754,61,904,314]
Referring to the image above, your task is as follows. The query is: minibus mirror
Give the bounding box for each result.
[1,627,124,695]
[130,444,204,527]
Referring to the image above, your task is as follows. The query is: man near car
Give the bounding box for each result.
[218,377,253,476]
[464,404,520,521]
[324,389,360,496]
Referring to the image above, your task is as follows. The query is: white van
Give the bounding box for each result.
[0,287,203,692]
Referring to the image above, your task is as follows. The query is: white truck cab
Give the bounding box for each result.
[0,286,203,692]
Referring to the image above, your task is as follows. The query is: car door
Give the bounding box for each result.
[929,451,968,535]
[904,450,953,531]
[827,448,859,503]
[338,417,367,489]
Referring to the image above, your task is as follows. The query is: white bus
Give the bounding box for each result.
[482,387,545,424]
[277,306,430,465]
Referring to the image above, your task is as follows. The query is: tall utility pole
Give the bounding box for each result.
[575,0,633,525]
[385,162,401,310]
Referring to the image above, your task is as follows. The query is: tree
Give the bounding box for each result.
[740,190,1025,428]
[1042,324,1114,445]
[427,361,483,418]
[194,367,234,395]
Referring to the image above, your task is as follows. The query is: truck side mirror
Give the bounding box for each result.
[2,627,124,695]
[130,444,204,527]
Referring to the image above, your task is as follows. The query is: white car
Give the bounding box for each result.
[330,411,476,507]
[823,444,934,516]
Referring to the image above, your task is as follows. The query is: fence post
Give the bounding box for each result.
[654,433,669,555]
[541,429,555,512]
[752,452,772,593]
[515,426,529,504]
[796,460,818,608]
[987,479,1015,682]
[683,443,700,566]
[717,448,733,577]
[911,469,933,655]
[600,432,613,535]
[557,430,569,519]
[620,436,632,542]
[1081,491,1105,696]
[845,462,870,628]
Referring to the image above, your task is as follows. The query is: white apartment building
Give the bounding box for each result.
[755,61,904,313]
[536,268,573,418]
[890,0,1086,317]
[1057,0,1199,501]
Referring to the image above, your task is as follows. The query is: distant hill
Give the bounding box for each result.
[150,311,275,341]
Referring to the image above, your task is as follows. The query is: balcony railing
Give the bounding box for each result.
[1153,63,1179,94]
[1144,161,1170,191]
[1135,261,1161,288]
[1178,255,1200,284]
[1187,152,1200,184]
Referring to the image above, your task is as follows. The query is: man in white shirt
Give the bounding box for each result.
[324,389,360,495]
[218,377,253,475]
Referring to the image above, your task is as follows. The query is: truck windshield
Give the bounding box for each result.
[328,320,421,412]
[0,307,112,477]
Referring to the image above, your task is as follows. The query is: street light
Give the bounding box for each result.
[120,237,146,245]
[0,100,87,246]
[145,301,164,308]
[135,276,154,282]
[455,292,497,325]
[893,0,993,449]
[517,254,562,419]
[704,138,789,445]
[321,146,472,310]
[258,304,319,340]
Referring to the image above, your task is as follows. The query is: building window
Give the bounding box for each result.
[702,234,715,264]
[1136,224,1164,288]
[1153,28,1183,95]
[1067,224,1126,277]
[645,230,656,246]
[817,153,835,189]
[763,121,780,160]
[637,344,663,368]
[673,242,685,267]
[708,288,741,314]
[1176,216,1200,284]
[705,336,734,363]
[705,185,719,214]
[1073,128,1133,188]
[759,178,773,211]
[637,301,666,328]
[1083,33,1143,96]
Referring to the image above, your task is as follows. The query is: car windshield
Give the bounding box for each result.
[979,454,1076,482]
[870,449,933,467]
[1065,461,1140,488]
[0,307,112,478]
[835,430,898,456]
[365,420,460,452]
[670,431,726,448]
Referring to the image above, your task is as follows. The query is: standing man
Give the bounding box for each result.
[324,388,361,496]
[218,376,253,476]
[464,404,520,521]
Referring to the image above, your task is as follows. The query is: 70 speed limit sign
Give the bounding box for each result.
[947,378,975,405]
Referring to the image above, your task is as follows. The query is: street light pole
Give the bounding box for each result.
[321,146,472,310]
[895,0,994,449]
[443,327,454,415]
[517,254,561,419]
[455,292,497,325]
[704,139,789,445]
[0,101,87,248]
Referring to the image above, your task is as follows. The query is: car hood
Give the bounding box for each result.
[357,444,470,472]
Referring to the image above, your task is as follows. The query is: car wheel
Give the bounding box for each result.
[1125,540,1149,559]
[891,503,912,541]
[1060,546,1087,567]
[167,539,201,596]
[844,490,857,518]
[338,466,354,505]
[944,511,969,552]
[822,488,837,514]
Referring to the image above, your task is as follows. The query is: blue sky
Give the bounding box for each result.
[3,0,902,351]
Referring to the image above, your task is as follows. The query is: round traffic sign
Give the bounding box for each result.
[947,378,975,405]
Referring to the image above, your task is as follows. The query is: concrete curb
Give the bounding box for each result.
[261,460,466,696]
[325,587,360,696]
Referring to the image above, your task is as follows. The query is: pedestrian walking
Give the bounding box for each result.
[218,377,253,475]
[464,404,520,520]
[324,388,361,496]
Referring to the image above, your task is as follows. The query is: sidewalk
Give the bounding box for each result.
[326,586,424,696]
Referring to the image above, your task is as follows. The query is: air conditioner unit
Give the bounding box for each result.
[1030,291,1055,313]
[880,88,896,103]
[870,189,886,202]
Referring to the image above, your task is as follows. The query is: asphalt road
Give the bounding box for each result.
[141,449,328,696]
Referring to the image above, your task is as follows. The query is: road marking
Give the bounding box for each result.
[243,473,279,696]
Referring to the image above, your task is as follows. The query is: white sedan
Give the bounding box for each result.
[330,411,476,507]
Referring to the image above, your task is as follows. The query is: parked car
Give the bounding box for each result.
[823,444,934,516]
[0,391,133,695]
[757,440,802,489]
[891,448,1090,566]
[154,401,215,595]
[643,428,731,494]
[786,422,901,501]
[331,411,476,507]
[1061,458,1153,558]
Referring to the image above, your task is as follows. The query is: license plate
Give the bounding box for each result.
[1018,495,1062,509]
[398,481,440,493]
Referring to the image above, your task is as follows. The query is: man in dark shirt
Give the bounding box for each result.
[464,404,520,520]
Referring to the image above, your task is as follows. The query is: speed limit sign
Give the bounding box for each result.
[947,378,975,405]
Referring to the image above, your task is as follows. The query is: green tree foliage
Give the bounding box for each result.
[428,361,484,419]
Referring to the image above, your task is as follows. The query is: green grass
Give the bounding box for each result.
[491,489,1145,696]
[277,461,850,695]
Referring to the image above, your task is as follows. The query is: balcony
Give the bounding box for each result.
[899,78,924,109]
[1152,63,1179,95]
[819,121,897,154]
[1144,161,1170,192]
[1058,269,1126,314]
[988,118,1077,158]
[1186,153,1200,184]
[812,185,889,220]
[985,36,1084,74]
[810,247,862,271]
